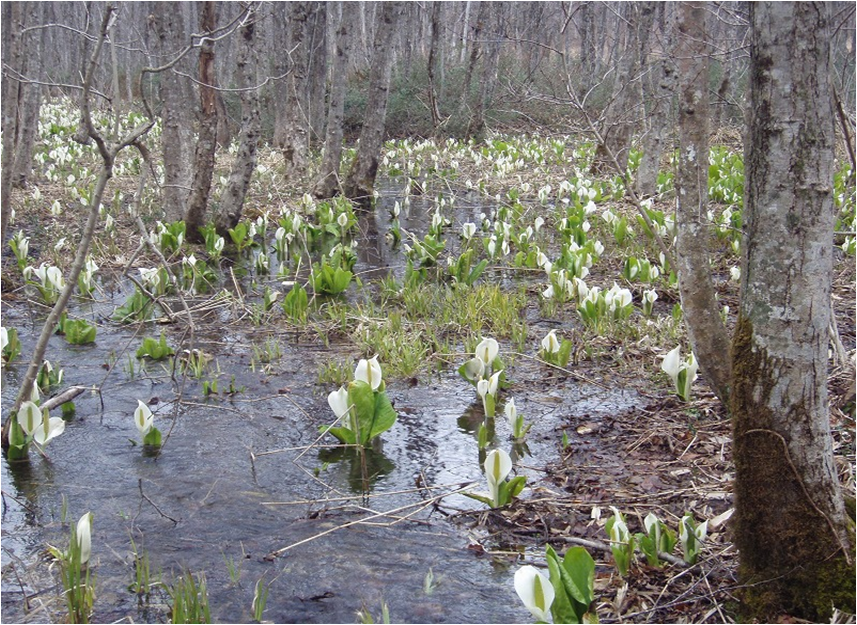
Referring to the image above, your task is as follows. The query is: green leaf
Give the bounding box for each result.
[462,492,494,507]
[368,391,397,440]
[348,381,376,445]
[546,545,579,625]
[321,426,356,445]
[143,427,162,447]
[562,546,596,606]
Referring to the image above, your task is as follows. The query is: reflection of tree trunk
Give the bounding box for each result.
[313,1,355,199]
[281,1,310,181]
[590,3,654,175]
[185,0,219,243]
[1,2,23,239]
[343,1,401,207]
[731,4,855,620]
[674,2,730,405]
[215,6,260,234]
[637,2,676,197]
[152,2,192,221]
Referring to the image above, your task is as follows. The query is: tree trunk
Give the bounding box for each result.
[152,2,193,221]
[457,0,487,131]
[343,1,402,207]
[11,1,45,188]
[313,0,355,199]
[674,1,731,405]
[215,5,260,234]
[306,2,328,145]
[637,2,676,197]
[467,2,505,142]
[185,0,219,244]
[731,3,855,620]
[0,1,23,240]
[426,1,442,129]
[280,1,311,181]
[590,2,655,175]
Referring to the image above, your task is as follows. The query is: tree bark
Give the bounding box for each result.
[11,1,45,188]
[731,3,855,620]
[0,1,23,240]
[343,1,402,207]
[467,2,505,142]
[675,1,731,405]
[313,1,355,199]
[306,2,328,145]
[151,2,193,221]
[215,5,260,234]
[280,1,311,181]
[637,2,677,197]
[184,0,219,243]
[426,1,443,130]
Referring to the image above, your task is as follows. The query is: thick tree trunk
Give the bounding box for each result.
[731,3,855,620]
[0,2,23,240]
[280,1,311,181]
[152,2,193,221]
[185,0,219,244]
[306,2,328,145]
[637,3,676,197]
[215,6,260,234]
[674,1,731,405]
[343,1,401,207]
[11,2,45,187]
[313,1,355,199]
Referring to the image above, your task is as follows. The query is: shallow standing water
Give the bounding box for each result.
[1,187,640,623]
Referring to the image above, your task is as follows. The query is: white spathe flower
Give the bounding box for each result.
[534,216,545,233]
[337,212,348,228]
[609,506,630,543]
[34,415,65,446]
[134,400,154,436]
[355,356,383,391]
[484,448,513,506]
[475,337,499,366]
[77,512,93,564]
[514,565,554,623]
[541,330,561,354]
[461,222,476,240]
[730,266,741,282]
[661,346,683,386]
[327,386,350,424]
[542,284,555,299]
[17,401,43,436]
[462,357,485,382]
[1,327,8,352]
[505,398,517,428]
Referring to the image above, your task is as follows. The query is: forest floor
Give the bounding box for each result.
[2,111,855,623]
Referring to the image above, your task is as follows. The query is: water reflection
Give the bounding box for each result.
[318,446,396,494]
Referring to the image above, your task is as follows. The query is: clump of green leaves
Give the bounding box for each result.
[605,507,634,577]
[168,570,211,624]
[137,332,175,360]
[2,327,22,364]
[465,448,526,508]
[635,512,677,568]
[48,512,95,624]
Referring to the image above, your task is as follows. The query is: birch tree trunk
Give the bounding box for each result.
[313,1,355,199]
[674,1,731,404]
[731,3,855,619]
[215,6,260,234]
[184,0,219,243]
[343,1,401,206]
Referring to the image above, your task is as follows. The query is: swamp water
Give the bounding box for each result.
[1,188,640,623]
